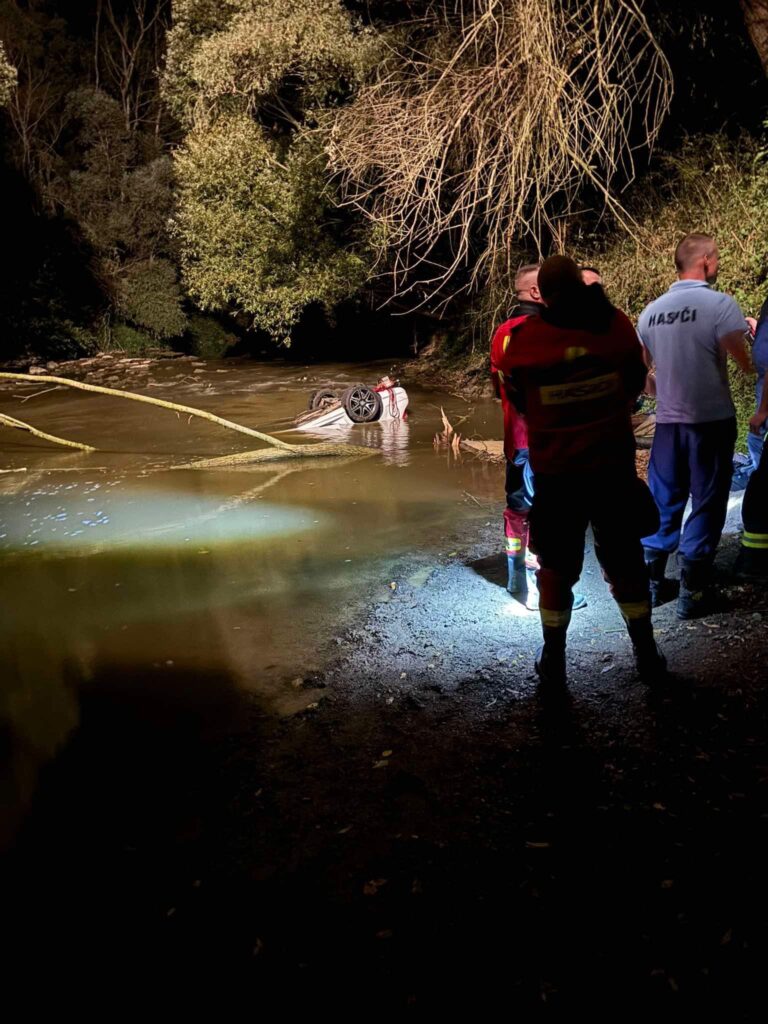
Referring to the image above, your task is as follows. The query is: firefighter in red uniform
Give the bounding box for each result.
[496,256,666,688]
[490,264,586,611]
[490,264,542,602]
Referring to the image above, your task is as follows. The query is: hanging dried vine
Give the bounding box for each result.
[330,0,673,309]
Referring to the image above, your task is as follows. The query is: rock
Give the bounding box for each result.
[28,365,47,375]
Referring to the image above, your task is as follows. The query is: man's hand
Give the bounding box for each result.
[719,329,754,374]
[750,409,768,435]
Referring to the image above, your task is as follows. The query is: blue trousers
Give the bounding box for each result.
[748,376,766,471]
[505,448,535,512]
[642,418,737,565]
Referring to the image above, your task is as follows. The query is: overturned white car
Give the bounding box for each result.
[294,376,409,430]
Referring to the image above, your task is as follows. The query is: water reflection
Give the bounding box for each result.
[0,361,505,840]
[299,417,411,466]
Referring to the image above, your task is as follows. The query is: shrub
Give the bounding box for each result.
[109,322,157,356]
[116,259,188,340]
[187,315,236,358]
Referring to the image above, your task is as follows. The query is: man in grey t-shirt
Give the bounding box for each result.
[637,233,753,618]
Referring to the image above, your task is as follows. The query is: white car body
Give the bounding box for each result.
[295,386,409,431]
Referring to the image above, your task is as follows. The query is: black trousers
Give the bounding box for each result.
[742,435,768,554]
[529,470,657,617]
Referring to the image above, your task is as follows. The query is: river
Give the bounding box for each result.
[0,357,505,840]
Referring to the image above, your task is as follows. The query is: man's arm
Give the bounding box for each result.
[640,342,656,396]
[719,329,754,375]
[615,312,652,399]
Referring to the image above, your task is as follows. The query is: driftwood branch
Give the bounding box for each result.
[173,442,375,469]
[0,410,97,451]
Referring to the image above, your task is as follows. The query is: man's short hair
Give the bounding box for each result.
[515,262,540,292]
[674,234,715,272]
[580,265,601,277]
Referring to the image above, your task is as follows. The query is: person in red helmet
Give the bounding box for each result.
[496,255,666,689]
[490,263,586,612]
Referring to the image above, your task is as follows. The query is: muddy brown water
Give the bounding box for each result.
[0,358,506,837]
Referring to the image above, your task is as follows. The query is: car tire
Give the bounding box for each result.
[309,388,338,410]
[342,384,383,423]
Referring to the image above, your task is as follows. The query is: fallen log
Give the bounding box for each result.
[173,443,377,469]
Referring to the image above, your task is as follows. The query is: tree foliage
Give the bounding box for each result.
[94,0,170,133]
[589,135,768,318]
[56,87,186,338]
[0,1,184,350]
[164,0,381,126]
[0,38,15,105]
[2,3,768,359]
[164,0,382,341]
[173,113,368,342]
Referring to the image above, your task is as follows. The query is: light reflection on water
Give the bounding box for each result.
[0,484,324,554]
[0,360,505,838]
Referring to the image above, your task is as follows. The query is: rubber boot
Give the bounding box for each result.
[523,561,586,612]
[525,564,539,610]
[734,542,768,581]
[644,549,671,608]
[535,625,568,688]
[677,558,711,620]
[507,553,527,597]
[626,615,667,684]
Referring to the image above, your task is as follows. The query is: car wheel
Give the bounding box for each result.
[309,388,338,410]
[342,384,383,423]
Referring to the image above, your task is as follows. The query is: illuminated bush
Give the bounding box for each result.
[588,135,768,448]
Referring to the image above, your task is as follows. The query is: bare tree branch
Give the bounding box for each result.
[330,0,673,310]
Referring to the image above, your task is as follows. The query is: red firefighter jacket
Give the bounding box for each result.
[490,313,531,458]
[495,306,646,475]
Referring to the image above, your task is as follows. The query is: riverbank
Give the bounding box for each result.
[3,500,767,1012]
[2,345,487,395]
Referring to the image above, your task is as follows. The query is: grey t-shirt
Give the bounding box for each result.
[637,279,747,424]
